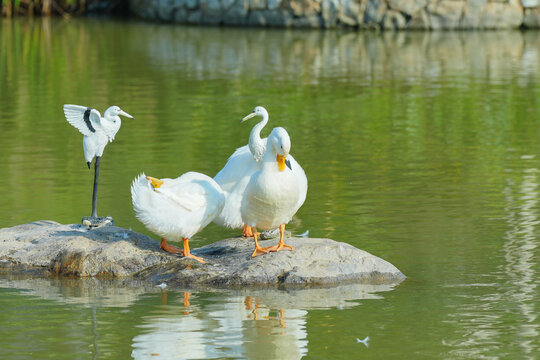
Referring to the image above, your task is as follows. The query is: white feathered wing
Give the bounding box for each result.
[131,172,225,241]
[214,141,307,229]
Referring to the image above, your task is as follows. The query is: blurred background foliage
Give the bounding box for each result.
[1,0,127,17]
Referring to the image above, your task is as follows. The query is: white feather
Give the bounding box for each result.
[241,127,304,230]
[64,104,128,164]
[63,104,102,137]
[131,172,225,242]
[213,106,307,230]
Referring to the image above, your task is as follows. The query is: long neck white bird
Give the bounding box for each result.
[242,106,269,161]
[213,105,308,240]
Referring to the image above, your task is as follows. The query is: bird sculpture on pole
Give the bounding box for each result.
[63,104,134,227]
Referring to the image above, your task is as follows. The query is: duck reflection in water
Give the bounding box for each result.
[131,292,308,359]
[244,296,285,329]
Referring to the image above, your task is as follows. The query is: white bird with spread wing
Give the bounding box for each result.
[63,104,134,220]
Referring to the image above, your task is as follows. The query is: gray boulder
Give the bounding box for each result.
[523,7,540,28]
[157,0,175,21]
[363,0,387,25]
[200,0,223,24]
[321,0,339,27]
[0,221,175,277]
[0,221,405,288]
[427,0,465,30]
[387,0,428,15]
[408,8,430,29]
[222,0,248,24]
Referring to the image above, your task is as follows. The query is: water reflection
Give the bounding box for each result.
[442,160,540,358]
[501,166,539,357]
[0,276,396,359]
[132,292,308,360]
[0,276,149,307]
[131,285,394,359]
[135,27,540,84]
[3,20,540,94]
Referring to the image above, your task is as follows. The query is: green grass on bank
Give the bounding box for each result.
[1,0,126,17]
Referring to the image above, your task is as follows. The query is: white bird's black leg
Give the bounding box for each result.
[91,156,100,218]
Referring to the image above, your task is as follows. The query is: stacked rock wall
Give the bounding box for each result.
[130,0,540,29]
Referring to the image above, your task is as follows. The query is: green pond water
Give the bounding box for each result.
[1,18,540,359]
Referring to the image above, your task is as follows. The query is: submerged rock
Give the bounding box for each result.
[0,221,405,287]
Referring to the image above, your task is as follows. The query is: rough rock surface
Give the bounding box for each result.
[0,221,405,287]
[0,221,175,277]
[129,0,535,29]
[523,6,540,27]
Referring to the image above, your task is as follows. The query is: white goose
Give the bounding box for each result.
[131,172,225,263]
[214,106,307,238]
[241,127,303,257]
[64,104,134,219]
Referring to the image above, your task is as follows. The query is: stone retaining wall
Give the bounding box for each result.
[129,0,540,29]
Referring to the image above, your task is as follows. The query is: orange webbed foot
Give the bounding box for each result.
[266,224,294,253]
[267,243,294,252]
[251,247,269,258]
[181,238,205,264]
[183,253,206,264]
[160,239,183,254]
[251,228,268,258]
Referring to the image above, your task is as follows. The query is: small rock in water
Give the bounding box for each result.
[260,228,292,240]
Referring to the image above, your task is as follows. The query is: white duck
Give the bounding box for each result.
[64,104,134,218]
[241,127,302,257]
[214,106,307,238]
[131,172,225,263]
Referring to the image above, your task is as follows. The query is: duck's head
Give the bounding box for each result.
[241,106,268,122]
[268,127,292,172]
[106,105,134,119]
